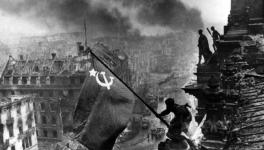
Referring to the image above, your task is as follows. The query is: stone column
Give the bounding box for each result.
[27,76,31,85]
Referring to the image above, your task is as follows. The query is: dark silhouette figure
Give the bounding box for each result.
[198,29,212,65]
[211,26,221,51]
[159,98,192,141]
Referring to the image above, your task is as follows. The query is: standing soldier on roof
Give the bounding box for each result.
[198,29,212,65]
[211,26,221,51]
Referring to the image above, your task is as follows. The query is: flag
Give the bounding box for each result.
[73,44,136,150]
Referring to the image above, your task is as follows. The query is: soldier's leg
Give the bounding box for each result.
[204,50,212,63]
[213,41,217,52]
[167,121,182,141]
[198,51,202,64]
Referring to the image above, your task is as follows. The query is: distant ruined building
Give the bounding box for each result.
[0,95,37,150]
[0,41,131,150]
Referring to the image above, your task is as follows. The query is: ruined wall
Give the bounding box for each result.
[231,0,264,22]
[231,0,247,13]
[248,0,264,19]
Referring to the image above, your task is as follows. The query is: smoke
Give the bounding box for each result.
[0,0,203,36]
[136,0,204,31]
[0,0,133,36]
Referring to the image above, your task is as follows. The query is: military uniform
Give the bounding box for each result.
[159,103,192,141]
[212,29,221,51]
[198,34,212,64]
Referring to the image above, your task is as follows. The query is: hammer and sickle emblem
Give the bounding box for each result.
[95,72,114,90]
[89,69,114,90]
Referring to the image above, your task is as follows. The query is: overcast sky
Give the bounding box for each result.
[182,0,230,23]
[0,0,231,38]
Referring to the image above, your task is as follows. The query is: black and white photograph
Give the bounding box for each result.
[0,0,263,150]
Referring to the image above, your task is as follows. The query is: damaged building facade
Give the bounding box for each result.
[183,0,264,149]
[0,42,131,150]
[0,43,90,149]
[0,95,38,150]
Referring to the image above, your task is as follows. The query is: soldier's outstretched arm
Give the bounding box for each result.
[159,109,171,117]
[217,31,221,38]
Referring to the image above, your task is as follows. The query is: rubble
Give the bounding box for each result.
[183,0,264,149]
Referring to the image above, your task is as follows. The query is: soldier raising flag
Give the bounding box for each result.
[73,43,169,150]
[210,26,221,51]
[73,45,136,150]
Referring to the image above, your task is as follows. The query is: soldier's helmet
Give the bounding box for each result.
[198,29,203,34]
[211,26,215,30]
[165,98,175,106]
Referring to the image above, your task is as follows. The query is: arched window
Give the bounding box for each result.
[43,130,48,137]
[40,103,45,111]
[27,112,33,128]
[52,130,58,138]
[41,116,47,124]
[51,116,56,125]
[33,66,39,72]
[0,124,3,144]
[17,118,23,134]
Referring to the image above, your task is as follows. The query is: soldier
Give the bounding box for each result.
[211,26,221,51]
[159,98,192,141]
[198,29,212,65]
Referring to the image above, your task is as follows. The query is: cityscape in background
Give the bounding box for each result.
[0,29,198,149]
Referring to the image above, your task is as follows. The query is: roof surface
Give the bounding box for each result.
[2,56,90,77]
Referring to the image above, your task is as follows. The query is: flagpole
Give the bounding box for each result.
[89,50,170,128]
[84,19,88,49]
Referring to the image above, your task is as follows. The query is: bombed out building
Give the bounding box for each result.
[0,42,132,149]
[0,43,90,149]
[0,95,38,150]
[183,0,264,149]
